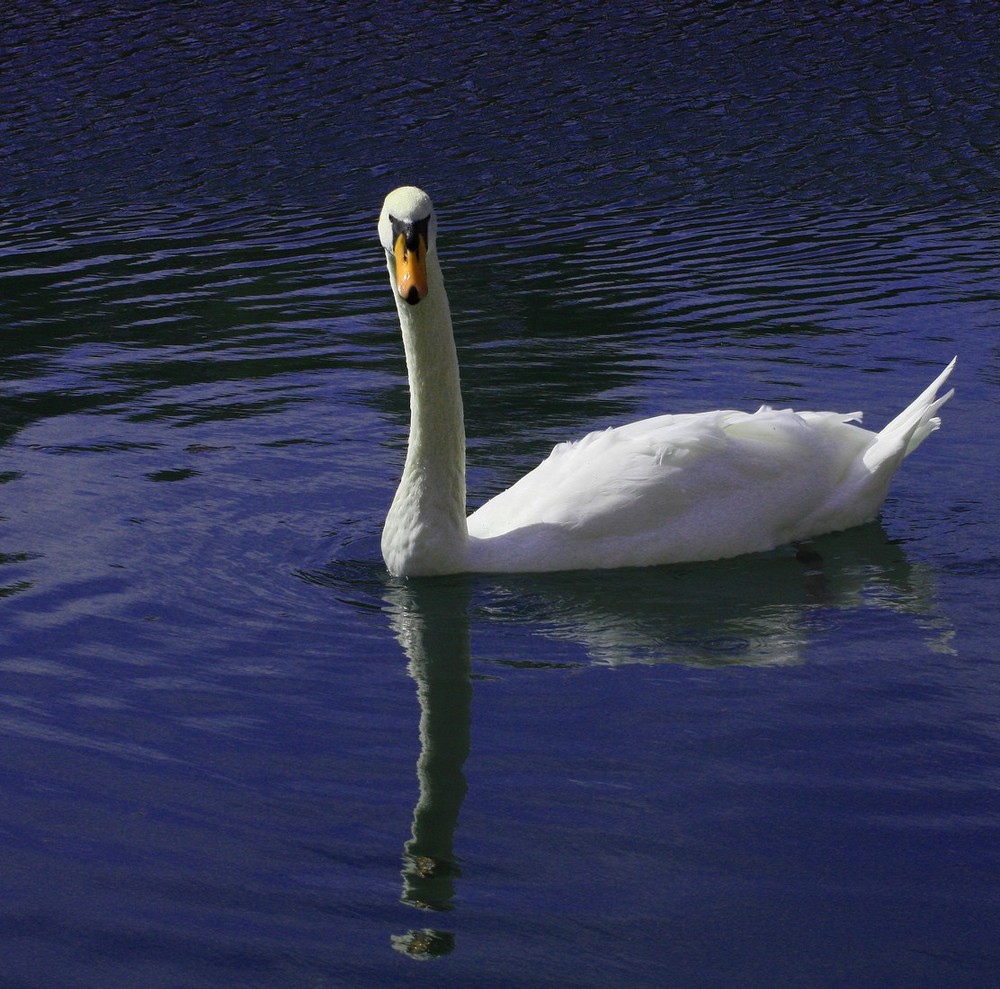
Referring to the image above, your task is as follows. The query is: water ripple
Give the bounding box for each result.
[0,6,997,984]
[2,2,998,211]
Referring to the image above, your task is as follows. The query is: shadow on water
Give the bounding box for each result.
[364,522,950,960]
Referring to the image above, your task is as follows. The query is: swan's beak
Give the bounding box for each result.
[394,229,429,306]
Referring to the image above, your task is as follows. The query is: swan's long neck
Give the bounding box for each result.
[382,251,469,576]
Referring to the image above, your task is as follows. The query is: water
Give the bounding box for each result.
[2,3,999,986]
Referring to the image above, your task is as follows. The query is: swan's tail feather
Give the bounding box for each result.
[863,357,956,472]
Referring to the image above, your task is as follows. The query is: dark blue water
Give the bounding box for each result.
[2,3,998,986]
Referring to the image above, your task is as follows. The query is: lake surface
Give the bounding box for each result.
[2,3,998,986]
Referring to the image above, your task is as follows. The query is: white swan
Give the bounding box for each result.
[378,186,955,577]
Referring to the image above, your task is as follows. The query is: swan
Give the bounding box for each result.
[378,186,955,577]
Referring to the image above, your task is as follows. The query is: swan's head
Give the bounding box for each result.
[379,186,437,307]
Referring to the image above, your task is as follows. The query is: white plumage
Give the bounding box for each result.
[378,186,955,577]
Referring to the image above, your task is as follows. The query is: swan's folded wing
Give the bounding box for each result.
[468,407,872,559]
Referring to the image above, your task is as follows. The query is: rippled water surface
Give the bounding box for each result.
[2,3,999,987]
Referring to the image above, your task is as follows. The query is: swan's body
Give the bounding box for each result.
[378,186,955,577]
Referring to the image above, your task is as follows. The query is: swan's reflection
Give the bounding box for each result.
[479,526,953,668]
[379,524,950,957]
[384,576,472,959]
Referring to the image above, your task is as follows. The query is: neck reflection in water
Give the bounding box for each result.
[385,576,473,959]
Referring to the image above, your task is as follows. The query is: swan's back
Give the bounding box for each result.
[466,405,889,572]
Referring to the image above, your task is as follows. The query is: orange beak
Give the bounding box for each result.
[394,231,428,305]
